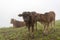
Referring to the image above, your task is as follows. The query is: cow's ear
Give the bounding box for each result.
[18,14,23,16]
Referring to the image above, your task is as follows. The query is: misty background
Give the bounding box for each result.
[0,0,60,27]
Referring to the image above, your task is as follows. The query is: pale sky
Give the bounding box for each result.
[0,0,60,27]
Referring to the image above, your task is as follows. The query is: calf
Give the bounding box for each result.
[18,11,36,38]
[37,11,55,34]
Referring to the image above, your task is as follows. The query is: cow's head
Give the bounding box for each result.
[18,12,31,22]
[45,12,49,14]
[11,18,15,24]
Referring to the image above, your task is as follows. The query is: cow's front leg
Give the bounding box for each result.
[28,26,30,35]
[31,24,34,39]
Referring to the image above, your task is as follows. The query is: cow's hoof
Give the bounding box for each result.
[42,32,48,36]
[31,34,34,39]
[31,36,34,39]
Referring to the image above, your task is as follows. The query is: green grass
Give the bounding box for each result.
[0,20,60,40]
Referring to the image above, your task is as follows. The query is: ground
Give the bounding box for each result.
[0,20,60,40]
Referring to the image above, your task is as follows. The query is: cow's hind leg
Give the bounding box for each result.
[35,22,37,31]
[43,23,46,34]
[44,23,49,35]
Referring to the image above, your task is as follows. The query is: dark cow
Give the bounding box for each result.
[18,11,37,38]
[11,19,26,28]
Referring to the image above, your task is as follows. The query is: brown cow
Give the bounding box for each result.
[44,11,55,32]
[37,11,55,34]
[10,19,26,28]
[35,11,55,34]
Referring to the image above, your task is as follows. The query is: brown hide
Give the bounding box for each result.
[11,19,25,28]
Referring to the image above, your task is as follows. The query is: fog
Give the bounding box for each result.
[0,0,60,27]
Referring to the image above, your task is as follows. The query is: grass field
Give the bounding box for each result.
[0,20,60,40]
